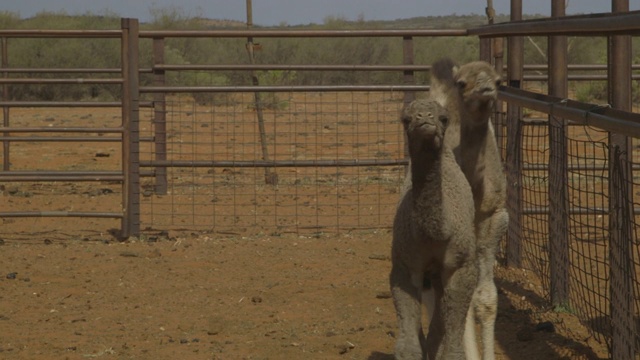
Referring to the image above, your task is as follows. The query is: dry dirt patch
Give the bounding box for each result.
[0,231,607,359]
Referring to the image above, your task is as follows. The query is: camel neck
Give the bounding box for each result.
[410,148,441,194]
[459,114,490,195]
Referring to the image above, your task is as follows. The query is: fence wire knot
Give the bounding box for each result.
[584,103,611,125]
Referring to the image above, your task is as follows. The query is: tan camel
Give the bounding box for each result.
[390,99,478,360]
[426,58,509,360]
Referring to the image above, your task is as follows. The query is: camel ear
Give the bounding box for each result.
[453,66,466,89]
[452,65,460,79]
[400,110,412,127]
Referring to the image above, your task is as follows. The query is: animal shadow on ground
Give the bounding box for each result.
[367,351,395,360]
[495,277,605,360]
[367,277,606,359]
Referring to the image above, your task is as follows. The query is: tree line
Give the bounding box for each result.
[0,8,637,103]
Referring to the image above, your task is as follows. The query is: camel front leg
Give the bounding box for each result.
[430,254,477,360]
[391,264,426,360]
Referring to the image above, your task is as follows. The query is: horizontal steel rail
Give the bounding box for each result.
[523,207,614,215]
[140,84,431,93]
[1,64,631,75]
[0,67,153,74]
[0,78,123,84]
[526,74,640,81]
[0,211,123,218]
[0,101,152,107]
[140,159,409,168]
[0,30,122,38]
[139,29,468,38]
[470,10,640,37]
[0,171,124,182]
[0,136,122,142]
[153,64,433,72]
[1,127,123,133]
[0,101,122,107]
[498,87,640,137]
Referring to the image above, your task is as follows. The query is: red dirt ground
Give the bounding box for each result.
[0,230,608,360]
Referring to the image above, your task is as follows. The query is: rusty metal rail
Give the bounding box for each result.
[0,19,139,238]
[470,10,640,37]
[499,86,640,137]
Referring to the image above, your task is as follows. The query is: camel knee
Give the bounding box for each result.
[473,282,498,320]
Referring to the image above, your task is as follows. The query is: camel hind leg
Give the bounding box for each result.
[474,208,508,360]
[464,305,481,360]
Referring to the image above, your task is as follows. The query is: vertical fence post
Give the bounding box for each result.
[2,37,9,171]
[493,38,505,159]
[121,18,141,238]
[153,37,168,195]
[608,1,634,358]
[402,36,414,161]
[246,0,277,185]
[402,36,414,106]
[505,0,524,268]
[548,0,570,308]
[479,1,495,63]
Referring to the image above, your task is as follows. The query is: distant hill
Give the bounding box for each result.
[192,17,246,28]
[249,14,546,30]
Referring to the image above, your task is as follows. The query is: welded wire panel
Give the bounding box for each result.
[632,137,640,354]
[565,125,610,346]
[139,91,407,234]
[519,120,550,290]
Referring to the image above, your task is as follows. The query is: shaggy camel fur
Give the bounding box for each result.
[426,58,509,360]
[390,99,478,360]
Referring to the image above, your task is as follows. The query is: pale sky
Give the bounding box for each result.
[2,0,639,26]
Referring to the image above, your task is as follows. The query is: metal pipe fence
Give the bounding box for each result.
[0,8,640,359]
[481,6,640,358]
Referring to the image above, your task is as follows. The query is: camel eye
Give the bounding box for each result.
[456,79,466,89]
[495,79,502,87]
[439,115,448,127]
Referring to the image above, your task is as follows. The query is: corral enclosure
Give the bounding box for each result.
[1,4,640,360]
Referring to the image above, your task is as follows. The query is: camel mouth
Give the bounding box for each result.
[477,88,497,98]
[415,122,441,137]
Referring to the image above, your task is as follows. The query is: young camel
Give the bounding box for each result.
[426,58,509,360]
[390,99,478,360]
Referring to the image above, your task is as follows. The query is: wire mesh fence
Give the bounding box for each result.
[138,91,409,234]
[502,109,640,354]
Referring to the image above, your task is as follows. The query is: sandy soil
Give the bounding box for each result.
[0,231,608,360]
